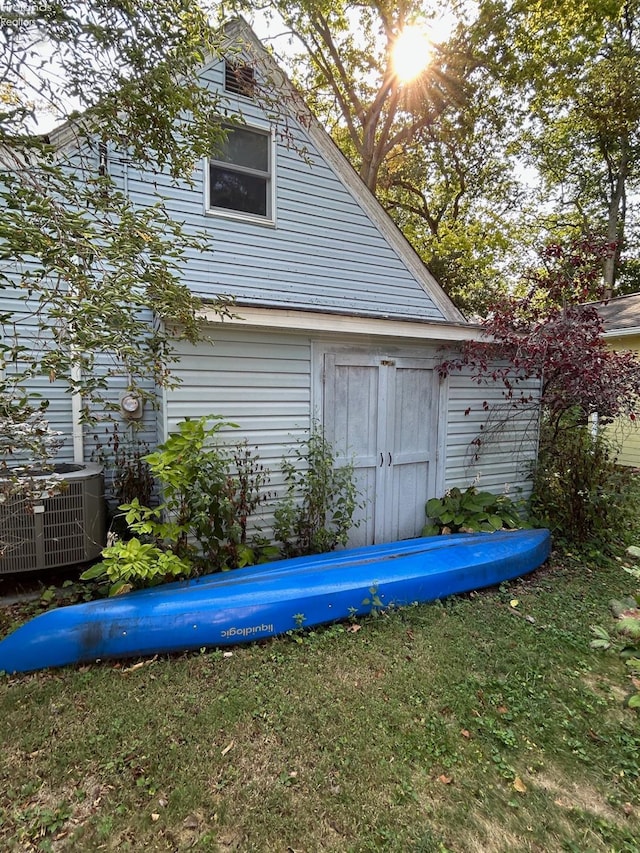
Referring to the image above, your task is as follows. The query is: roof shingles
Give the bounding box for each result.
[594,293,640,333]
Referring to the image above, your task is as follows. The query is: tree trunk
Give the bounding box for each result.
[603,137,629,297]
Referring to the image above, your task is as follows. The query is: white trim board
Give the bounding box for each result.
[198,304,482,343]
[603,327,640,339]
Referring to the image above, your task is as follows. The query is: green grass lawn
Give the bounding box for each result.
[1,547,639,852]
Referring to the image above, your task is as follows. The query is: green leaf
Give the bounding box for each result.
[80,563,107,580]
[110,580,134,597]
[590,625,611,641]
[617,616,640,639]
[627,693,640,709]
[426,498,445,517]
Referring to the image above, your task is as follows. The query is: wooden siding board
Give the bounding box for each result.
[444,373,539,496]
[178,239,425,277]
[165,327,313,539]
[0,275,78,463]
[114,59,449,324]
[601,335,640,468]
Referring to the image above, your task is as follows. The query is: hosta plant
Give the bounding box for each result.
[423,485,527,536]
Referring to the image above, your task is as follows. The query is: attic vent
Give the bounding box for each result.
[224,61,256,97]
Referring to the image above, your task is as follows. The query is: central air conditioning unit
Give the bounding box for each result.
[0,463,106,574]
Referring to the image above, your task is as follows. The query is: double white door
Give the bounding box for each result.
[323,352,441,546]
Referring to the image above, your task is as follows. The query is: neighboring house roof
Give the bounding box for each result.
[593,292,640,337]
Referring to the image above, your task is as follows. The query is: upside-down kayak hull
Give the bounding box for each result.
[0,529,551,674]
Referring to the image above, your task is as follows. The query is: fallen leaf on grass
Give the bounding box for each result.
[221,741,235,756]
[513,776,527,793]
[123,661,146,673]
[151,813,160,822]
[510,599,519,608]
[438,774,453,785]
[183,814,200,829]
[460,729,471,739]
[122,655,158,674]
[497,705,508,714]
[346,624,361,633]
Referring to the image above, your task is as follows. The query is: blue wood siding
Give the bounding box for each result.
[444,374,540,497]
[115,59,449,323]
[1,269,76,464]
[164,326,313,537]
[165,327,540,543]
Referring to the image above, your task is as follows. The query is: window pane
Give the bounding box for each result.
[215,127,269,172]
[209,165,267,216]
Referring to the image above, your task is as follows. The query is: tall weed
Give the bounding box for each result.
[274,426,361,557]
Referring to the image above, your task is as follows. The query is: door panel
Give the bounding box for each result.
[385,361,438,542]
[390,461,431,541]
[323,354,381,547]
[323,352,439,546]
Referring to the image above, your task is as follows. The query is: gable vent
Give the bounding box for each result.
[224,61,256,97]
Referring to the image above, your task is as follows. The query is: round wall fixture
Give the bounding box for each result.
[120,391,144,420]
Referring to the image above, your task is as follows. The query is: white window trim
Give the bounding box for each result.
[204,123,277,227]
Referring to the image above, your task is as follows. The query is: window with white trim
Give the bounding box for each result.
[208,125,272,219]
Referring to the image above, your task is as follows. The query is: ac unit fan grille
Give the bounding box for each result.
[43,482,86,568]
[0,466,105,574]
[0,498,38,573]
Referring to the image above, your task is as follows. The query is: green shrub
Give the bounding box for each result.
[81,537,187,596]
[423,485,527,536]
[83,416,275,594]
[530,417,637,550]
[274,426,362,557]
[144,418,275,571]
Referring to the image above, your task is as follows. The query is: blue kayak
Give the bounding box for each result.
[0,529,550,674]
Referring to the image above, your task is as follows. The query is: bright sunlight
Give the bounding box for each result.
[391,26,432,82]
